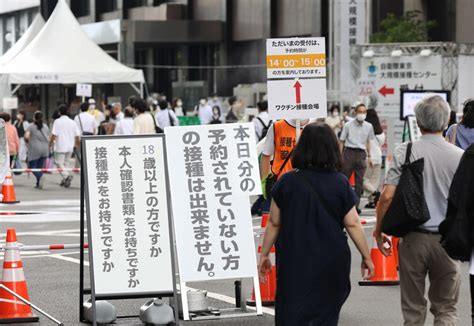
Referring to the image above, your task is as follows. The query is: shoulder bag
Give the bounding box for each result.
[78,115,94,136]
[168,109,175,127]
[150,113,163,134]
[381,142,431,237]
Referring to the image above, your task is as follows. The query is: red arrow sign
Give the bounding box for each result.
[294,80,302,104]
[378,85,394,97]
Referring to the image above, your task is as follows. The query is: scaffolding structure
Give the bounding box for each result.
[354,42,474,109]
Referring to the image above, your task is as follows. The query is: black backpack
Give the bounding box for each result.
[257,118,272,141]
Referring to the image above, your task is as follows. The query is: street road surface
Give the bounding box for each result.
[0,173,471,325]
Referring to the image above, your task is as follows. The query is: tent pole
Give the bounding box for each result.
[140,83,143,98]
[11,84,22,95]
[129,83,140,96]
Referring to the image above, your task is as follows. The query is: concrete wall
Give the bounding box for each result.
[456,0,474,43]
[217,40,266,95]
[232,0,270,41]
[192,0,226,21]
[128,3,185,21]
[274,0,321,37]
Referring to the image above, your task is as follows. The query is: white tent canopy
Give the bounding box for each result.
[0,0,144,85]
[0,14,45,66]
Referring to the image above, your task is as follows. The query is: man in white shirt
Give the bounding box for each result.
[253,101,271,142]
[193,97,213,125]
[133,98,156,134]
[50,105,80,188]
[155,100,179,129]
[111,102,124,124]
[74,102,97,135]
[114,107,135,135]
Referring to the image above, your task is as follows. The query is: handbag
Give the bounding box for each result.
[43,152,54,173]
[381,142,431,237]
[264,149,293,199]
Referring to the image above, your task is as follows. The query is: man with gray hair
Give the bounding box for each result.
[374,95,464,325]
[111,102,124,123]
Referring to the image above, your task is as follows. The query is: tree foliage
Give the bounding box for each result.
[370,11,436,43]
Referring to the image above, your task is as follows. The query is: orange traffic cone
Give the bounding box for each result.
[359,236,399,286]
[247,212,276,306]
[349,172,356,187]
[2,171,19,204]
[0,228,39,323]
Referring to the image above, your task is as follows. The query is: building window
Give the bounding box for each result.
[123,0,148,9]
[70,0,90,17]
[97,0,117,15]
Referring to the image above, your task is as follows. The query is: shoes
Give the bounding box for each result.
[365,202,376,209]
[64,175,73,188]
[60,179,66,187]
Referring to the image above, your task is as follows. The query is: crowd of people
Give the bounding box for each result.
[0,93,250,189]
[257,94,474,325]
[2,90,474,324]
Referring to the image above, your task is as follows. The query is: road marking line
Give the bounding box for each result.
[20,251,81,259]
[48,254,89,266]
[46,255,275,316]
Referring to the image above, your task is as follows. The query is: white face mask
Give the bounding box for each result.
[332,111,339,118]
[199,100,206,106]
[176,101,183,107]
[89,104,96,110]
[356,113,366,122]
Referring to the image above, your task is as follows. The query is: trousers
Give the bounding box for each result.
[399,232,460,326]
[342,148,367,207]
[54,152,72,180]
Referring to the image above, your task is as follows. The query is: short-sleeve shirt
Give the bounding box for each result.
[340,120,375,151]
[273,169,357,226]
[446,123,474,150]
[385,134,464,232]
[52,115,80,153]
[155,109,179,129]
[74,112,97,135]
[254,111,270,142]
[114,118,134,135]
[27,124,50,161]
[133,113,155,135]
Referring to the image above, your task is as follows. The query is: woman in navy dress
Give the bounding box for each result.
[258,122,374,326]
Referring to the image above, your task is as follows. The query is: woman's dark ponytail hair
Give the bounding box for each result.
[34,111,43,130]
